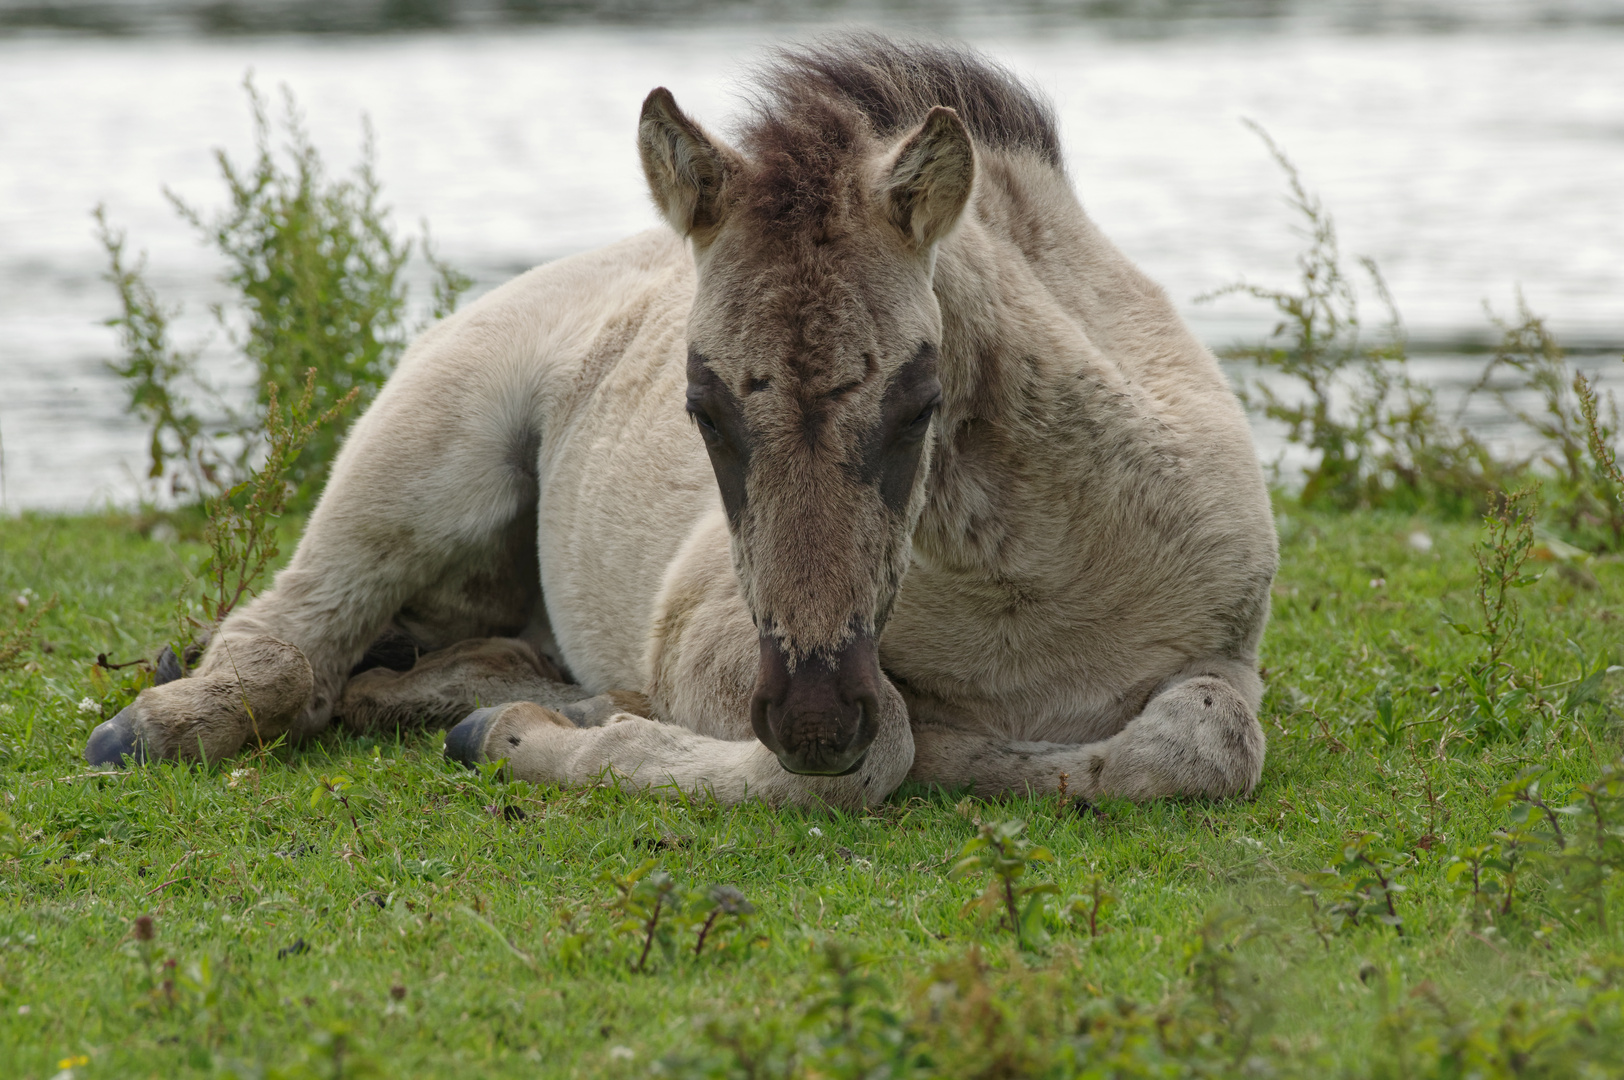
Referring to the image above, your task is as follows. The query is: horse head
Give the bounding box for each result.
[636,78,973,776]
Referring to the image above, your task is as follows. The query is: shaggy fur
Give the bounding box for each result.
[87,36,1277,810]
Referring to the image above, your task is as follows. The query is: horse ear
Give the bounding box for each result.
[882,106,974,249]
[638,88,739,239]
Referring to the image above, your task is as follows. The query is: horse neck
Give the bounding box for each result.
[929,155,1109,420]
[914,224,1075,577]
[915,162,1160,577]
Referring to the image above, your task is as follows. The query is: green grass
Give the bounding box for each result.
[2,504,1623,1078]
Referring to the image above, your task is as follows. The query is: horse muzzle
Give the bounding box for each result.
[749,630,881,776]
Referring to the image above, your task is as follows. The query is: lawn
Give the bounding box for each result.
[2,503,1622,1078]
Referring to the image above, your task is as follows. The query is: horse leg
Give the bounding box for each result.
[338,637,649,735]
[85,363,543,767]
[442,692,912,810]
[907,658,1266,800]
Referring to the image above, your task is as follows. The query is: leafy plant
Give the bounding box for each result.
[1577,358,1624,497]
[1371,687,1403,747]
[1295,833,1412,937]
[1180,907,1274,1061]
[599,862,757,971]
[1445,843,1504,925]
[1552,762,1624,931]
[1480,760,1624,932]
[169,80,406,508]
[1442,758,1624,930]
[1475,303,1624,550]
[1201,121,1496,513]
[310,773,371,856]
[1444,487,1540,728]
[689,884,755,957]
[602,859,681,972]
[100,75,472,511]
[1496,767,1575,853]
[1338,833,1412,934]
[1066,874,1117,938]
[96,208,230,501]
[949,819,1056,948]
[796,940,916,1078]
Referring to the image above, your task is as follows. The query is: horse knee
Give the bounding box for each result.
[559,690,654,728]
[1093,674,1264,800]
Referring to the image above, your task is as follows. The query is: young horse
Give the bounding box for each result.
[86,37,1277,810]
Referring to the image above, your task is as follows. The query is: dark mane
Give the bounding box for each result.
[735,34,1061,231]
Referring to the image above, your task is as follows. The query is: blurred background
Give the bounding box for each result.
[1,0,1621,509]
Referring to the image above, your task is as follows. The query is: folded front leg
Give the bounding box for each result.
[443,694,915,812]
[909,660,1266,801]
[338,637,617,734]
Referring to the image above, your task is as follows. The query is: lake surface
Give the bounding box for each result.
[1,19,1621,509]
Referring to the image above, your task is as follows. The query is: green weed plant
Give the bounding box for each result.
[1475,302,1624,550]
[99,76,471,511]
[1213,123,1624,550]
[1201,120,1500,515]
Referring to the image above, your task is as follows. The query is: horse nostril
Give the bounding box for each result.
[749,693,786,758]
[853,693,878,734]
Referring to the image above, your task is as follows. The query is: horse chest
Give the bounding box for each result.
[881,567,1145,722]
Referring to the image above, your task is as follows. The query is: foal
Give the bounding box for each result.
[88,37,1277,810]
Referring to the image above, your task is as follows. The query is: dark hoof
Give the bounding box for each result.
[85,707,145,767]
[444,706,500,769]
[154,645,186,685]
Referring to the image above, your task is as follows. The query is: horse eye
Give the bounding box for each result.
[908,400,939,429]
[688,407,719,436]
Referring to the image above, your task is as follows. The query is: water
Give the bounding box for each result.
[1,19,1622,510]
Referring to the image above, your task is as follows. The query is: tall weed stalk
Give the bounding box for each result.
[1475,302,1624,550]
[0,593,59,673]
[185,370,358,638]
[1201,120,1496,514]
[1576,358,1624,497]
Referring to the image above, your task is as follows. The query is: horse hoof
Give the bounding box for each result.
[85,707,145,767]
[445,706,502,769]
[154,644,186,685]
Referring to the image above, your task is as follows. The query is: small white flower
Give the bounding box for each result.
[808,826,823,838]
[608,1046,635,1061]
[1369,578,1386,589]
[0,703,14,716]
[77,698,99,715]
[1408,531,1434,553]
